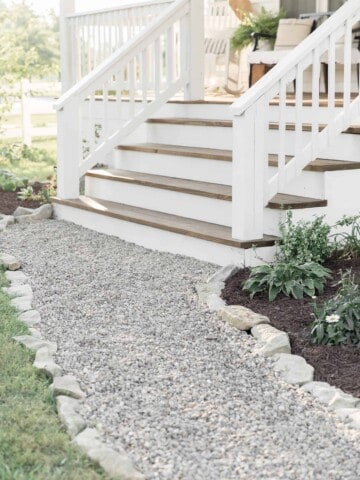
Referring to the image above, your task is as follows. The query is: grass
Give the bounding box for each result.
[3,114,56,129]
[0,269,107,480]
[0,137,57,183]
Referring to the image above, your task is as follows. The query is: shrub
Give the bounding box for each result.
[332,214,360,259]
[276,210,332,264]
[243,261,331,301]
[0,169,27,192]
[0,143,53,166]
[311,270,360,345]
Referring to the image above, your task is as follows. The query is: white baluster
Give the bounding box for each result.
[185,0,204,100]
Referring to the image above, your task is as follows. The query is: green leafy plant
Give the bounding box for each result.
[0,143,54,166]
[276,210,332,264]
[231,8,285,50]
[243,261,331,301]
[332,214,360,259]
[311,270,360,345]
[17,185,34,200]
[0,169,27,192]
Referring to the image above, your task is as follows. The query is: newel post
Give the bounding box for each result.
[232,106,264,241]
[184,0,204,100]
[56,98,81,199]
[60,0,75,93]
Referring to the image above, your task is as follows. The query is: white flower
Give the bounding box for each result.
[311,296,317,300]
[325,314,340,324]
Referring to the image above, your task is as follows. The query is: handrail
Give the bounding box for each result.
[66,0,173,19]
[56,0,188,110]
[231,0,360,115]
[230,0,360,242]
[56,0,203,200]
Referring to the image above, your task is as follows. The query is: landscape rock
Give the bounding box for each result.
[3,284,33,299]
[52,375,86,399]
[0,215,14,228]
[5,270,28,285]
[273,354,314,386]
[15,204,53,224]
[207,265,239,284]
[29,328,42,339]
[11,296,32,312]
[206,293,227,312]
[19,309,41,326]
[251,324,291,357]
[328,391,360,410]
[0,253,21,270]
[334,408,360,420]
[219,305,270,331]
[33,347,61,378]
[57,396,86,438]
[13,206,34,217]
[13,335,57,354]
[73,428,145,480]
[196,282,224,302]
[348,411,360,429]
[301,382,339,404]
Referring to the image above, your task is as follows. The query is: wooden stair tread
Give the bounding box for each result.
[118,143,360,171]
[148,117,360,134]
[268,154,360,172]
[87,169,326,209]
[269,193,327,209]
[117,143,232,161]
[87,169,232,200]
[52,196,278,249]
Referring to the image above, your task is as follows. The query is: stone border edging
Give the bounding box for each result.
[0,253,145,480]
[196,264,360,431]
[0,204,53,231]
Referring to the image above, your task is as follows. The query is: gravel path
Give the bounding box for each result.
[1,220,360,480]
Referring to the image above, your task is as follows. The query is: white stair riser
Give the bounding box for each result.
[53,203,276,267]
[114,150,232,185]
[85,176,232,227]
[147,123,232,149]
[147,122,360,162]
[267,168,324,199]
[267,130,360,162]
[324,169,360,225]
[264,206,328,236]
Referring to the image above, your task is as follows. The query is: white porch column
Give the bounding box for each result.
[232,106,264,241]
[60,0,75,93]
[184,0,204,100]
[21,79,31,146]
[56,98,81,199]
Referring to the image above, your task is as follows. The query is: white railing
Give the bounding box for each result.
[60,0,174,90]
[231,0,360,241]
[55,0,203,199]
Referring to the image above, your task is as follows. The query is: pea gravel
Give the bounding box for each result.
[1,220,360,480]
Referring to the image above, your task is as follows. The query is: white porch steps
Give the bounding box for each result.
[53,103,360,266]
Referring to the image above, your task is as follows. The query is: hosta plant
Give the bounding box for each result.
[311,270,360,346]
[243,261,331,301]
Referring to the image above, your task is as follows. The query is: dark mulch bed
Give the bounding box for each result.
[222,257,360,398]
[0,183,44,215]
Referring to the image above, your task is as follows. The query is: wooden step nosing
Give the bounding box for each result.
[86,170,232,201]
[117,144,232,162]
[53,197,277,249]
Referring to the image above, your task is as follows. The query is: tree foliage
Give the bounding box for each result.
[0,1,59,80]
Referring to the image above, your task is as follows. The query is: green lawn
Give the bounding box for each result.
[3,113,56,129]
[0,270,107,480]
